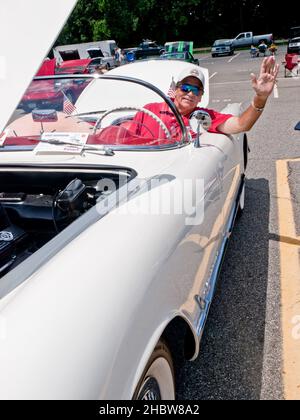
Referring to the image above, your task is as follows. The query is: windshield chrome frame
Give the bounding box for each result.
[0,73,189,152]
[0,74,190,152]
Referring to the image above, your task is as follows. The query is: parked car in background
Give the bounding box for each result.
[164,41,194,54]
[159,51,199,65]
[287,26,300,54]
[18,78,89,112]
[53,41,117,70]
[228,31,273,48]
[36,59,56,76]
[19,58,88,112]
[55,59,92,75]
[86,57,113,72]
[137,40,165,58]
[53,40,117,63]
[86,48,116,69]
[211,39,234,57]
[126,40,165,61]
[56,58,113,75]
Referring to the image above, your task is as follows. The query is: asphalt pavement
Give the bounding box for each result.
[176,46,300,400]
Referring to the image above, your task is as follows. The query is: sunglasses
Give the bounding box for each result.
[180,84,203,96]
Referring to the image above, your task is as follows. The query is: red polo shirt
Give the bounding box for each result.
[131,102,233,140]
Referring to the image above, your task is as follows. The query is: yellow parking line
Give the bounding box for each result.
[276,159,300,400]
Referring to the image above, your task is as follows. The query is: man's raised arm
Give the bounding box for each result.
[219,57,280,135]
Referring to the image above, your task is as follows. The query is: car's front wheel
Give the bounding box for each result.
[133,340,175,400]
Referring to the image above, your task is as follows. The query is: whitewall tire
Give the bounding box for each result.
[134,340,175,400]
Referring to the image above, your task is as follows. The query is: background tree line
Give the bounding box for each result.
[56,0,298,48]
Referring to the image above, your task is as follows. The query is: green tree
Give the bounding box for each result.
[56,0,100,45]
[54,0,294,49]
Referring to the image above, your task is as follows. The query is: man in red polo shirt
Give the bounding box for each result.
[131,56,279,140]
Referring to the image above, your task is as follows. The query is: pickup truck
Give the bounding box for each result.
[229,32,273,48]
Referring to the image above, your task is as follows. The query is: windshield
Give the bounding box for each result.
[165,42,192,53]
[161,53,186,60]
[213,40,231,46]
[291,27,300,38]
[1,75,187,152]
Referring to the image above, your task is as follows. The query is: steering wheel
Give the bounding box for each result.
[92,106,171,139]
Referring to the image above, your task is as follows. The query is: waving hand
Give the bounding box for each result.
[250,56,280,99]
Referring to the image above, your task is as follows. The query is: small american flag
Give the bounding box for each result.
[167,77,176,98]
[62,91,76,115]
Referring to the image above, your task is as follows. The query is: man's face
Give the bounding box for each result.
[174,76,204,116]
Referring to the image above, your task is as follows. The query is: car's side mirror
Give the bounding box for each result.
[189,110,212,131]
[189,110,212,148]
[295,121,300,131]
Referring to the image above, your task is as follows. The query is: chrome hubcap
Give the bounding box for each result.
[138,377,161,400]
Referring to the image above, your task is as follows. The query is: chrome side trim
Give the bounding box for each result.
[192,177,245,356]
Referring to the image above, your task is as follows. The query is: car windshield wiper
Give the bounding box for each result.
[40,138,115,156]
[1,135,115,156]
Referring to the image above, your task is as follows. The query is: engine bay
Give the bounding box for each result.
[0,168,131,279]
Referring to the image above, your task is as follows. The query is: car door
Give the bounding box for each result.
[167,142,225,316]
[235,33,246,47]
[218,133,242,231]
[245,32,253,46]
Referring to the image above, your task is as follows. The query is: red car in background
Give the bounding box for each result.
[55,57,112,75]
[19,78,90,112]
[18,59,90,112]
[55,58,92,75]
[36,58,56,76]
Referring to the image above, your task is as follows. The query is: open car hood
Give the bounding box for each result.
[0,0,77,132]
[87,48,104,59]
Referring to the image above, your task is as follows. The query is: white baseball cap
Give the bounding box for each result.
[176,67,205,87]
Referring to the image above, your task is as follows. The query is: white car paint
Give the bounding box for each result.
[0,1,246,400]
[0,127,245,400]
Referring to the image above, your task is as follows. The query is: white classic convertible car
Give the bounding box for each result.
[0,1,248,400]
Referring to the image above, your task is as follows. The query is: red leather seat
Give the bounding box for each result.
[93,126,132,144]
[88,125,174,147]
